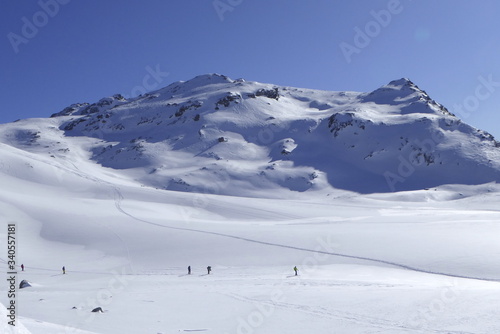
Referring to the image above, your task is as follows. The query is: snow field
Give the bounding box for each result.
[1,172,500,333]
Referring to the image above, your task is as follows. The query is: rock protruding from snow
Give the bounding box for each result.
[51,94,128,118]
[19,280,32,289]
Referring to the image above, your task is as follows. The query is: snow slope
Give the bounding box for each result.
[1,162,500,333]
[1,75,500,333]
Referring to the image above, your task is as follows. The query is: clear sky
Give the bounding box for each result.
[2,0,500,137]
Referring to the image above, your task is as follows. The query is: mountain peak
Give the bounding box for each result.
[188,73,234,84]
[172,73,234,89]
[361,77,453,117]
[386,77,415,89]
[368,77,423,98]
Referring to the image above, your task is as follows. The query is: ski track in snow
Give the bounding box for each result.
[109,184,500,284]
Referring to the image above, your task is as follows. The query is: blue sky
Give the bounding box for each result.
[2,0,500,137]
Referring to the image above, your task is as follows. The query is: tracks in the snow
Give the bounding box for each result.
[112,187,500,284]
[223,292,475,334]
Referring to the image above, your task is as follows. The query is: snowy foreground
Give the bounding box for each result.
[1,164,500,333]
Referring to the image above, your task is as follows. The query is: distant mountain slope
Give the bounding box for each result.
[2,74,500,195]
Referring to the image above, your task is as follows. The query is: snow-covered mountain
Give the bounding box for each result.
[2,73,499,196]
[3,74,500,333]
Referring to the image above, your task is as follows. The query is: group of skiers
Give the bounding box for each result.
[18,264,66,274]
[19,264,299,276]
[187,265,212,275]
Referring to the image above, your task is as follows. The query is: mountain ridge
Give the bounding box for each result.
[3,74,500,195]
